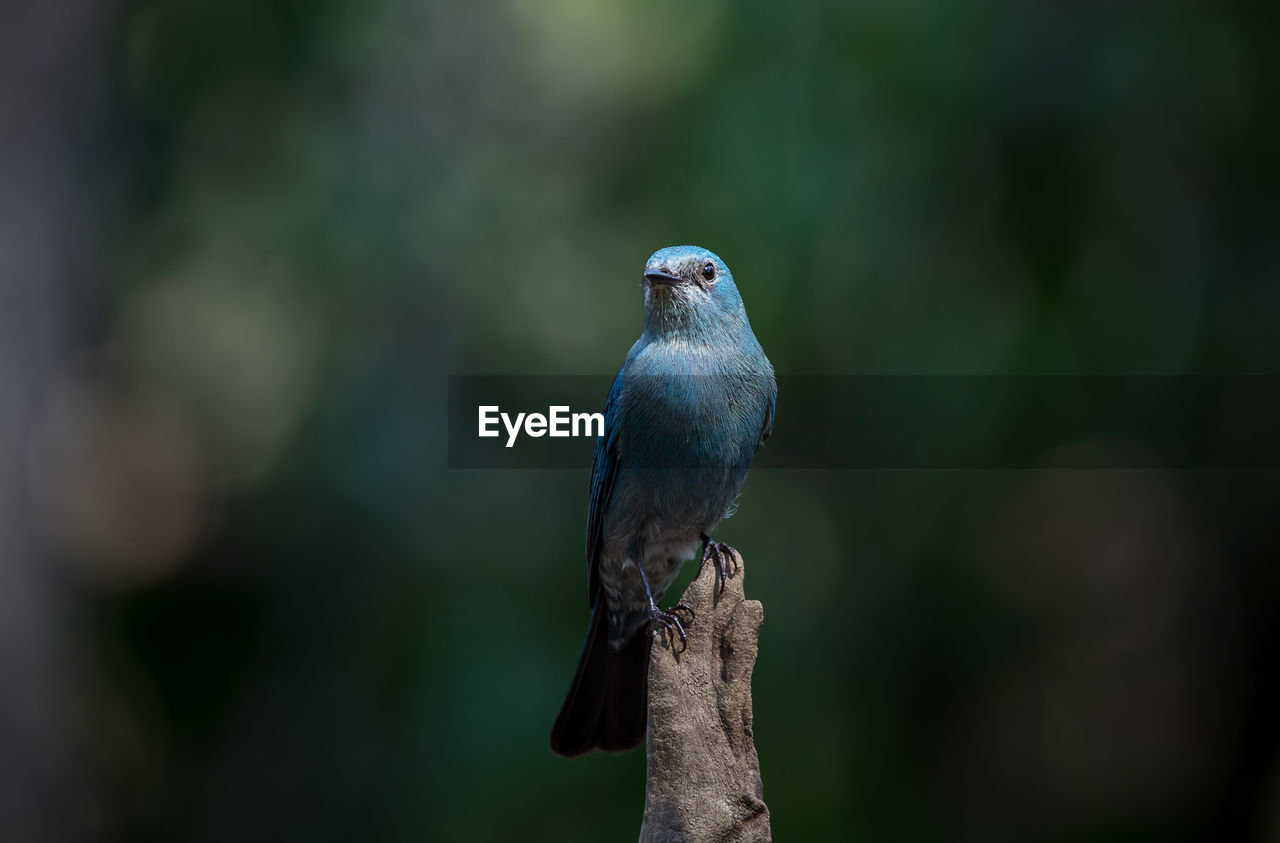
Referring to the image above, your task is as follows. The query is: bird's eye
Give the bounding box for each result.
[701,261,716,281]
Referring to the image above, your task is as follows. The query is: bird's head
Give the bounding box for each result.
[641,245,747,339]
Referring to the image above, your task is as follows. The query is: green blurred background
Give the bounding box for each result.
[3,0,1279,840]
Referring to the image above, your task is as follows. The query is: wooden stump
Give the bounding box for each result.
[639,550,771,842]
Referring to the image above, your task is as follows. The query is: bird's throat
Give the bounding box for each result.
[643,289,706,341]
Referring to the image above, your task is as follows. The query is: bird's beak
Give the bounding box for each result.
[643,269,683,286]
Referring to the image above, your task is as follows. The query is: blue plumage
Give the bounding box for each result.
[552,245,775,757]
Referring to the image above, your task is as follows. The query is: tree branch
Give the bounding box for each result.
[640,550,771,842]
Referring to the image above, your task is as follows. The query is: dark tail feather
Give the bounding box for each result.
[550,602,649,757]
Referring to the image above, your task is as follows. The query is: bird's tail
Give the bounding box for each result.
[550,601,650,757]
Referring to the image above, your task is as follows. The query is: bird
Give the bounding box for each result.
[550,245,776,758]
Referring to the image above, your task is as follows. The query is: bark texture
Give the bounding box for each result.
[639,550,770,843]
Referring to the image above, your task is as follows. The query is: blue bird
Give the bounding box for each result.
[550,245,776,757]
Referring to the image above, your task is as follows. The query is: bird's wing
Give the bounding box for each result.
[585,370,625,608]
[758,383,776,449]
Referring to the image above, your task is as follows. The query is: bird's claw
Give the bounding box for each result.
[700,535,739,593]
[650,603,695,650]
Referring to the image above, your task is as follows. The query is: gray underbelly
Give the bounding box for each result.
[598,532,703,648]
[595,465,749,646]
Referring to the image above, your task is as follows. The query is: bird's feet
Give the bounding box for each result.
[649,602,695,650]
[699,533,740,593]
